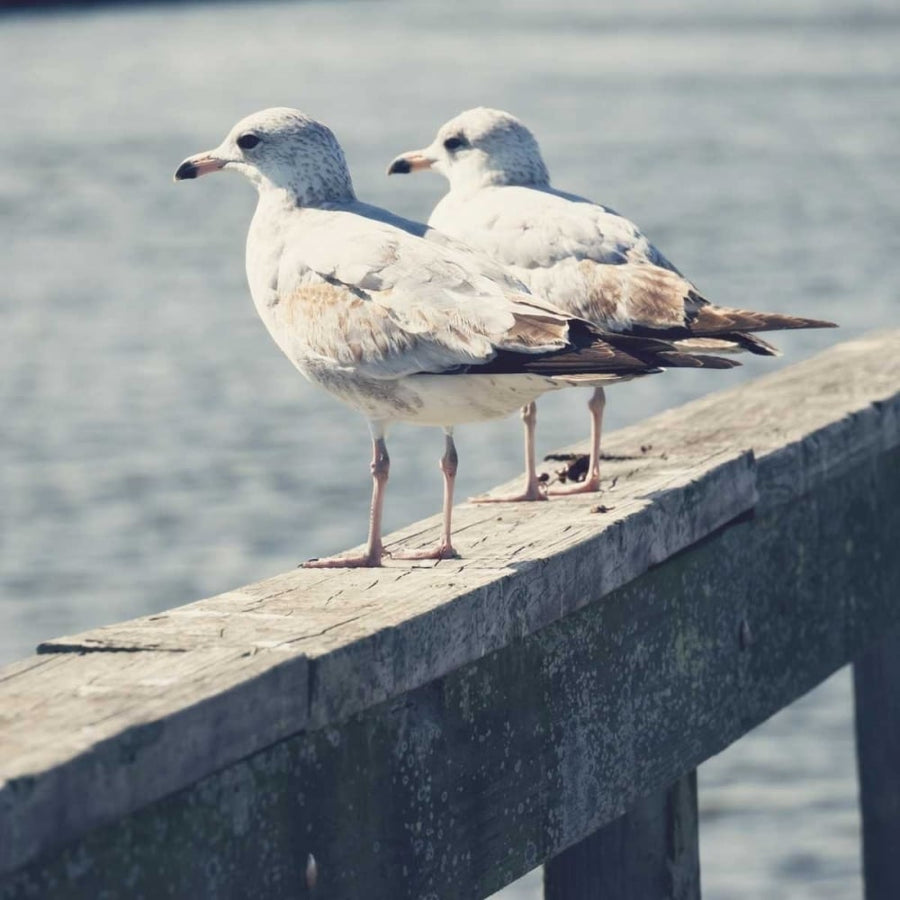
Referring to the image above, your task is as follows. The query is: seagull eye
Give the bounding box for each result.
[237,133,261,150]
[443,136,467,152]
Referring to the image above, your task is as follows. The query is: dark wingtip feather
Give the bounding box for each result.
[692,306,838,335]
[598,331,741,370]
[781,316,838,329]
[733,333,781,356]
[657,351,742,370]
[472,317,746,379]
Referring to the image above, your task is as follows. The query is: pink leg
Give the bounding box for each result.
[471,401,548,503]
[393,431,461,560]
[548,387,605,496]
[303,436,389,568]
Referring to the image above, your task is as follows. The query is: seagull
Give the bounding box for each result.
[173,108,739,567]
[388,107,836,494]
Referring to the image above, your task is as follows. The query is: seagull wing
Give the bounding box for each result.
[274,210,586,380]
[429,185,689,328]
[273,209,720,382]
[430,187,833,349]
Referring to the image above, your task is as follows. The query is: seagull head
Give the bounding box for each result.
[174,107,356,206]
[387,107,549,192]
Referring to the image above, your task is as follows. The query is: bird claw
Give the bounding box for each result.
[470,484,548,503]
[301,551,383,568]
[547,475,601,496]
[391,543,459,561]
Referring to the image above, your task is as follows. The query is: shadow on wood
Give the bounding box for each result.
[544,771,700,900]
[854,629,900,900]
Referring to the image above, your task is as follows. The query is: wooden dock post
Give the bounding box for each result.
[544,771,700,900]
[855,629,900,900]
[1,331,899,899]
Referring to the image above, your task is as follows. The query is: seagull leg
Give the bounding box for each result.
[393,428,461,560]
[548,387,605,496]
[303,434,390,568]
[471,401,548,503]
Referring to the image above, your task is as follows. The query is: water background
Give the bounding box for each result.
[1,1,897,896]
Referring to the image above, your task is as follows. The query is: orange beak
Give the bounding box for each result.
[386,151,434,175]
[174,153,227,181]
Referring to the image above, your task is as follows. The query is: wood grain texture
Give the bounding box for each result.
[3,446,899,899]
[854,629,900,900]
[544,771,700,900]
[1,331,899,892]
[0,648,308,881]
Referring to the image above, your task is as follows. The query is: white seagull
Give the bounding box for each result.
[174,108,737,568]
[388,107,836,494]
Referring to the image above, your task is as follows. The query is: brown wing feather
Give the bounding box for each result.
[688,302,837,335]
[574,261,689,329]
[575,261,836,341]
[504,307,572,350]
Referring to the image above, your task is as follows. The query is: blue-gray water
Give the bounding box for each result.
[1,0,897,896]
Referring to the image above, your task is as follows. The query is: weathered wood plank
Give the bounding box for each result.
[854,629,900,900]
[0,649,308,881]
[0,454,760,878]
[0,447,757,879]
[543,771,700,900]
[1,331,899,891]
[2,445,899,899]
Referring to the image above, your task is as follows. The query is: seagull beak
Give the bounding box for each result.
[174,152,227,182]
[387,150,434,176]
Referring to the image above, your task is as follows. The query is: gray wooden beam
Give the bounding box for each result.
[1,331,900,897]
[544,771,700,900]
[854,629,900,900]
[2,445,899,899]
[0,449,757,882]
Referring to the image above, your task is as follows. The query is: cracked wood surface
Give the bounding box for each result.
[5,429,900,900]
[1,330,899,886]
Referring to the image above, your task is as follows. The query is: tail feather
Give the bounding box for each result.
[475,323,740,377]
[591,330,740,370]
[655,351,740,370]
[675,333,782,357]
[690,305,837,335]
[630,305,835,350]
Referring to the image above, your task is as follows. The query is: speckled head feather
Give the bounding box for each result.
[426,107,550,191]
[177,107,356,206]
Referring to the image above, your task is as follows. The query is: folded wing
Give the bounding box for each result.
[276,210,739,381]
[432,187,835,357]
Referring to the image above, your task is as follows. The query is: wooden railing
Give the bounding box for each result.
[2,331,899,900]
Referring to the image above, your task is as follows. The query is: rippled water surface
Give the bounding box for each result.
[2,0,897,896]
